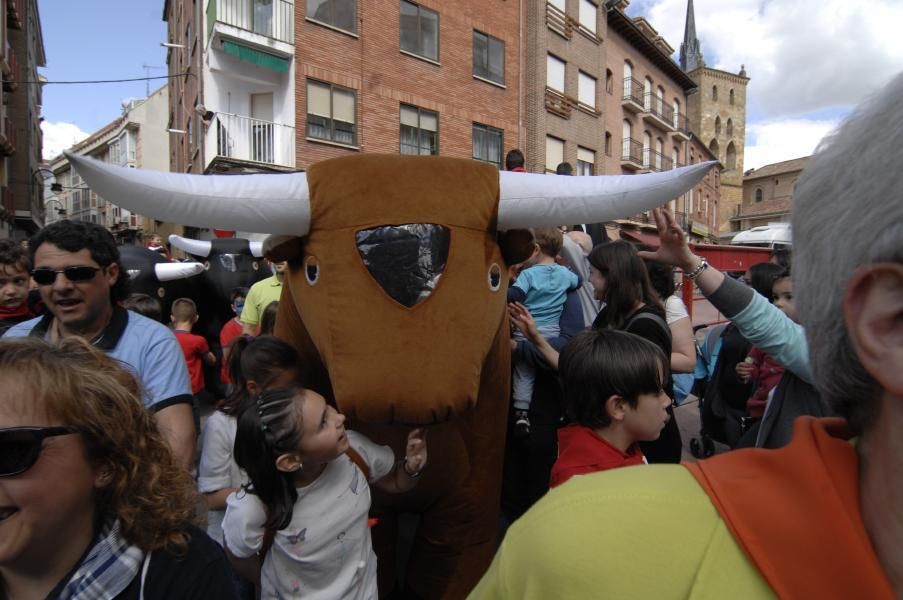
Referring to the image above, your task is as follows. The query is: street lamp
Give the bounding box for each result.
[44,197,67,223]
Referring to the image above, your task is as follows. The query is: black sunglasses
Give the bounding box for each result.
[31,266,102,286]
[0,426,80,477]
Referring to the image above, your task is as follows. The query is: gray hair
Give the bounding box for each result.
[792,71,903,435]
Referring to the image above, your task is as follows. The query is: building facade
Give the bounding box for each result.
[165,0,521,178]
[1,0,45,240]
[735,156,808,230]
[46,86,173,243]
[679,0,748,234]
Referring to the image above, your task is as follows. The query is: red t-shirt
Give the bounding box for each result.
[174,330,210,394]
[219,318,243,385]
[549,424,646,488]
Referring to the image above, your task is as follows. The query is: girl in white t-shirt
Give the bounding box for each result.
[223,386,428,600]
[198,335,302,546]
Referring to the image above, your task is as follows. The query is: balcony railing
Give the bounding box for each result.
[545,87,576,119]
[622,77,645,112]
[621,137,644,169]
[643,94,675,131]
[647,150,673,172]
[207,0,294,44]
[673,112,691,139]
[207,112,295,169]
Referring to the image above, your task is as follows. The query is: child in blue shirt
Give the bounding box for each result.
[508,228,579,435]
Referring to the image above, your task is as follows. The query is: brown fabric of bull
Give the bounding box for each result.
[273,154,532,598]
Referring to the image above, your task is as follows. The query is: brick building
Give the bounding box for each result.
[2,0,45,240]
[165,0,521,179]
[735,156,808,230]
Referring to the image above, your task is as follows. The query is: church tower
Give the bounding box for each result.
[681,0,750,234]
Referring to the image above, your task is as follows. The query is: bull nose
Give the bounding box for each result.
[356,224,450,308]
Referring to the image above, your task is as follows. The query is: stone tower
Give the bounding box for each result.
[681,0,749,234]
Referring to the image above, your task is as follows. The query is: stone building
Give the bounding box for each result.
[735,156,808,230]
[679,0,748,234]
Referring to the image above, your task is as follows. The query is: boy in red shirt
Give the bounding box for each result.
[171,297,216,431]
[0,239,36,335]
[550,329,671,488]
[218,286,248,395]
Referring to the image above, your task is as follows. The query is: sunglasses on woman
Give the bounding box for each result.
[0,426,80,477]
[31,266,102,286]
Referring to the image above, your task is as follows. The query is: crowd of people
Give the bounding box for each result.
[1,71,901,599]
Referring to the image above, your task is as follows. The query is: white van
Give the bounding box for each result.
[731,222,792,248]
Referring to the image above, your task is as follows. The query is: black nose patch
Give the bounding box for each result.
[356,224,450,308]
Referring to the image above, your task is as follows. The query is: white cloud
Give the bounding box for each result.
[743,118,838,171]
[41,121,89,161]
[639,0,903,119]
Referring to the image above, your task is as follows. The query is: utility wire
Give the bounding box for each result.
[8,72,195,85]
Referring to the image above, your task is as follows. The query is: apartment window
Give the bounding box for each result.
[726,118,733,138]
[655,137,663,170]
[622,120,632,157]
[755,188,763,202]
[473,30,505,85]
[605,69,613,94]
[712,85,718,101]
[400,0,439,62]
[642,131,651,167]
[729,88,735,105]
[577,146,594,175]
[548,0,565,11]
[672,98,680,128]
[672,146,679,169]
[604,131,612,156]
[546,136,564,172]
[579,0,597,34]
[577,71,596,109]
[307,79,357,145]
[307,0,357,33]
[107,139,121,164]
[547,54,565,93]
[400,104,438,155]
[472,123,503,168]
[689,190,695,213]
[715,116,721,136]
[643,77,652,110]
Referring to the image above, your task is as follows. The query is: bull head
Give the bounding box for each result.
[67,152,713,424]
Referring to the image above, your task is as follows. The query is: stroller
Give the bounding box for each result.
[689,322,754,458]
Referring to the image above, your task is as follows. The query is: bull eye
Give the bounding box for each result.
[203,261,211,271]
[305,257,320,286]
[488,263,502,292]
[157,287,165,299]
[252,261,259,271]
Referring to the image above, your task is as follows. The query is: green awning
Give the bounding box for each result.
[222,40,289,73]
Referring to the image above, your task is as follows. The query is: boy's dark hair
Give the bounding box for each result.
[170,297,198,323]
[223,334,301,417]
[234,387,303,531]
[555,162,573,175]
[122,293,163,323]
[505,148,525,171]
[589,240,663,329]
[29,220,130,302]
[533,227,564,258]
[559,329,668,428]
[643,257,676,301]
[748,262,785,301]
[231,286,249,303]
[259,300,279,336]
[0,239,30,274]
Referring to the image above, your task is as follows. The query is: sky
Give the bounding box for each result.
[40,0,903,170]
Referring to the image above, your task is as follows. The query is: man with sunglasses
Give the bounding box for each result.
[2,220,196,470]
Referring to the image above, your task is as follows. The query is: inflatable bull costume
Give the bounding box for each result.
[67,153,713,598]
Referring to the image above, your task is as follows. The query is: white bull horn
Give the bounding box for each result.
[154,262,205,282]
[169,235,213,257]
[497,161,717,230]
[64,152,310,236]
[248,241,265,258]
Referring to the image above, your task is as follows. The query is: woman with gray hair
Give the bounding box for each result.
[471,71,903,598]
